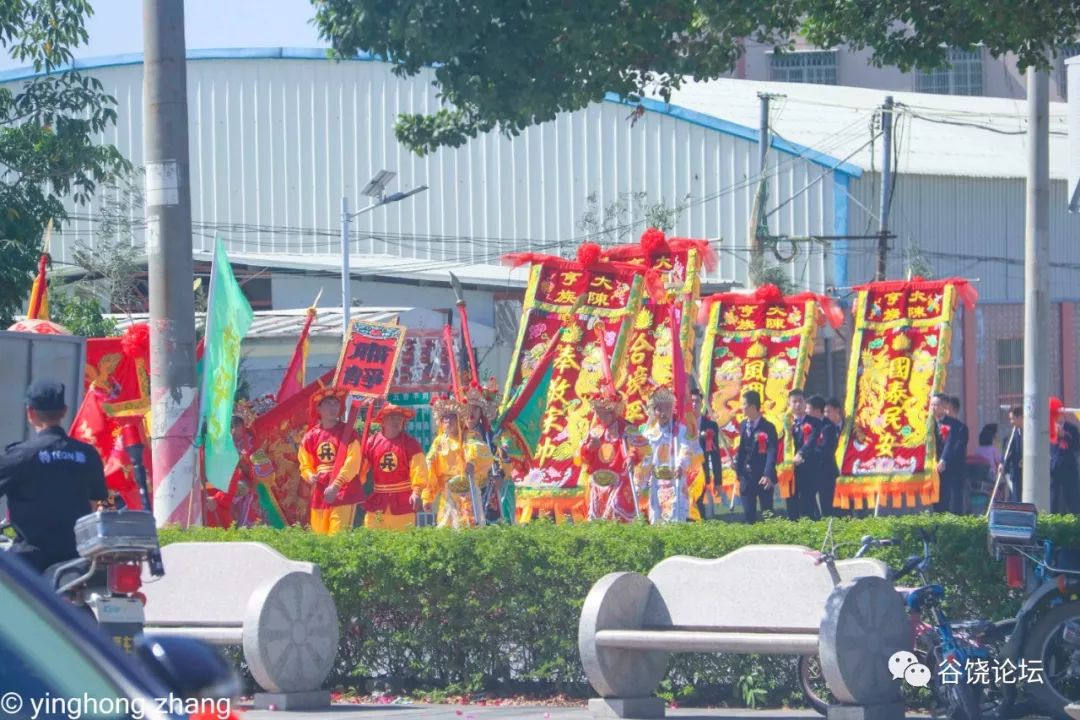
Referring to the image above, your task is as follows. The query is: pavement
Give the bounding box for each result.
[241,705,894,720]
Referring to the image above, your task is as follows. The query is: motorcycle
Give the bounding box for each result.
[3,424,164,654]
[984,501,1080,720]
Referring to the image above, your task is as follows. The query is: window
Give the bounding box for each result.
[769,51,837,85]
[997,338,1023,405]
[915,48,983,96]
[1055,43,1080,101]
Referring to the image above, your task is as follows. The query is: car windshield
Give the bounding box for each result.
[0,574,139,720]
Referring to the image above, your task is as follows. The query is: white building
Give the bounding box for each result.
[4,49,1079,414]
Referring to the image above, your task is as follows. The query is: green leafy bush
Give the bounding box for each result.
[159,515,1080,706]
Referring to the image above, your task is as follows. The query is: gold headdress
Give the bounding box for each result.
[431,394,466,423]
[644,384,676,410]
[460,378,500,420]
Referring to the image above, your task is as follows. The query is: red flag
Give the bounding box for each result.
[276,307,316,403]
[70,389,145,509]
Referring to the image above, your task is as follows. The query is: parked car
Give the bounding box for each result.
[0,550,239,720]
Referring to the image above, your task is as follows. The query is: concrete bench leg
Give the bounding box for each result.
[243,572,340,710]
[579,573,669,719]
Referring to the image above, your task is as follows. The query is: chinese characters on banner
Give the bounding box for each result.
[335,320,406,398]
[612,247,702,425]
[697,287,837,498]
[84,335,150,417]
[500,260,644,491]
[391,329,454,393]
[835,278,977,510]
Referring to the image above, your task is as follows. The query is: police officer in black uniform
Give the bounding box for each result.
[0,381,108,574]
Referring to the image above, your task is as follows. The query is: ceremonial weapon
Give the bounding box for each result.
[986,428,1018,518]
[449,272,481,385]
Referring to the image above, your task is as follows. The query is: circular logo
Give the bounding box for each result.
[379,452,398,472]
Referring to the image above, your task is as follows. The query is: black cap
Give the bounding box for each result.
[26,381,66,412]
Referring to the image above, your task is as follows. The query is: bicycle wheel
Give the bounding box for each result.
[798,655,831,716]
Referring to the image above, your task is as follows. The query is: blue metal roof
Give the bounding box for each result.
[0,48,861,177]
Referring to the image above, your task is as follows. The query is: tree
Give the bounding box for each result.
[48,288,117,337]
[576,191,691,246]
[311,0,1080,155]
[0,0,130,325]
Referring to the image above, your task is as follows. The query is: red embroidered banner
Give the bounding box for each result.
[84,336,150,417]
[835,278,977,510]
[248,370,335,527]
[334,320,405,398]
[500,259,645,491]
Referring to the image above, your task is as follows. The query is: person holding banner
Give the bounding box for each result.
[637,385,694,524]
[579,387,638,522]
[427,394,493,528]
[361,403,430,530]
[298,386,365,534]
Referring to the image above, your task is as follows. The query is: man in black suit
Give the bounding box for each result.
[736,390,778,524]
[948,395,971,463]
[788,388,823,520]
[1002,405,1023,501]
[808,395,838,517]
[1051,409,1080,514]
[932,393,966,514]
[692,388,722,520]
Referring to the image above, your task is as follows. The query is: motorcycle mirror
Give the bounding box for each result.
[135,635,240,701]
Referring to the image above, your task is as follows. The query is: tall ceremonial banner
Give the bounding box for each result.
[601,229,715,425]
[248,369,336,527]
[835,278,977,510]
[84,325,151,417]
[697,285,843,498]
[499,244,650,517]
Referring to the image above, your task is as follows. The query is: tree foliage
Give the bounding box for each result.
[311,0,1080,155]
[48,287,117,337]
[0,0,130,325]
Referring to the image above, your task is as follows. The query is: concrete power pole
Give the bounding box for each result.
[143,0,200,527]
[876,96,894,281]
[750,92,769,286]
[1023,67,1051,511]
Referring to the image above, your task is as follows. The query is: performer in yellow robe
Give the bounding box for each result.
[297,386,364,534]
[426,393,494,528]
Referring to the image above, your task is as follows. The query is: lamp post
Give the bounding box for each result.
[341,171,428,337]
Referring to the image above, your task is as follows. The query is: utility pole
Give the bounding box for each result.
[341,196,351,338]
[875,96,894,281]
[143,0,199,527]
[750,92,770,285]
[1023,67,1051,510]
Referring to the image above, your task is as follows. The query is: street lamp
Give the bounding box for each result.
[341,170,429,337]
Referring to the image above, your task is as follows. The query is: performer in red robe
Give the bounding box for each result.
[297,386,365,534]
[579,387,639,522]
[205,413,260,528]
[362,403,429,530]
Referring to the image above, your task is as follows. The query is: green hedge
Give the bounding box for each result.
[159,515,1080,707]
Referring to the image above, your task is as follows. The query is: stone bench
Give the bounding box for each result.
[578,545,909,719]
[141,542,339,710]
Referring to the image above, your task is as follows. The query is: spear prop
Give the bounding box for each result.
[449,272,480,385]
[443,324,462,398]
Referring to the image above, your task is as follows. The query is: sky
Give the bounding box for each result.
[0,0,326,71]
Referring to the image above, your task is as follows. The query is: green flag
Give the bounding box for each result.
[493,328,562,460]
[198,237,254,490]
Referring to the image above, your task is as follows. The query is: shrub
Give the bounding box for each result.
[159,514,1080,706]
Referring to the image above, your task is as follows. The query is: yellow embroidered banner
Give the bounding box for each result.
[697,286,842,498]
[835,278,978,509]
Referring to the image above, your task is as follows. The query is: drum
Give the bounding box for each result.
[447,475,470,494]
[654,466,675,481]
[591,469,619,488]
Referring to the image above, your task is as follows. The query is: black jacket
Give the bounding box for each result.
[815,419,840,478]
[736,416,778,485]
[1003,427,1023,476]
[791,414,823,466]
[934,416,966,476]
[0,427,108,572]
[1051,423,1080,480]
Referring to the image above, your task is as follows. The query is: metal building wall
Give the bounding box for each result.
[845,172,1080,301]
[6,52,841,292]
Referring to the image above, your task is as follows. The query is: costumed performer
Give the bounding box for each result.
[462,380,512,523]
[427,393,494,528]
[205,406,261,528]
[361,403,430,530]
[297,386,365,534]
[579,385,638,522]
[637,385,693,523]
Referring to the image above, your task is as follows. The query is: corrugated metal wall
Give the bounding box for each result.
[6,54,838,292]
[846,172,1080,301]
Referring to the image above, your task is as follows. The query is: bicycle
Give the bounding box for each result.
[800,523,994,720]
